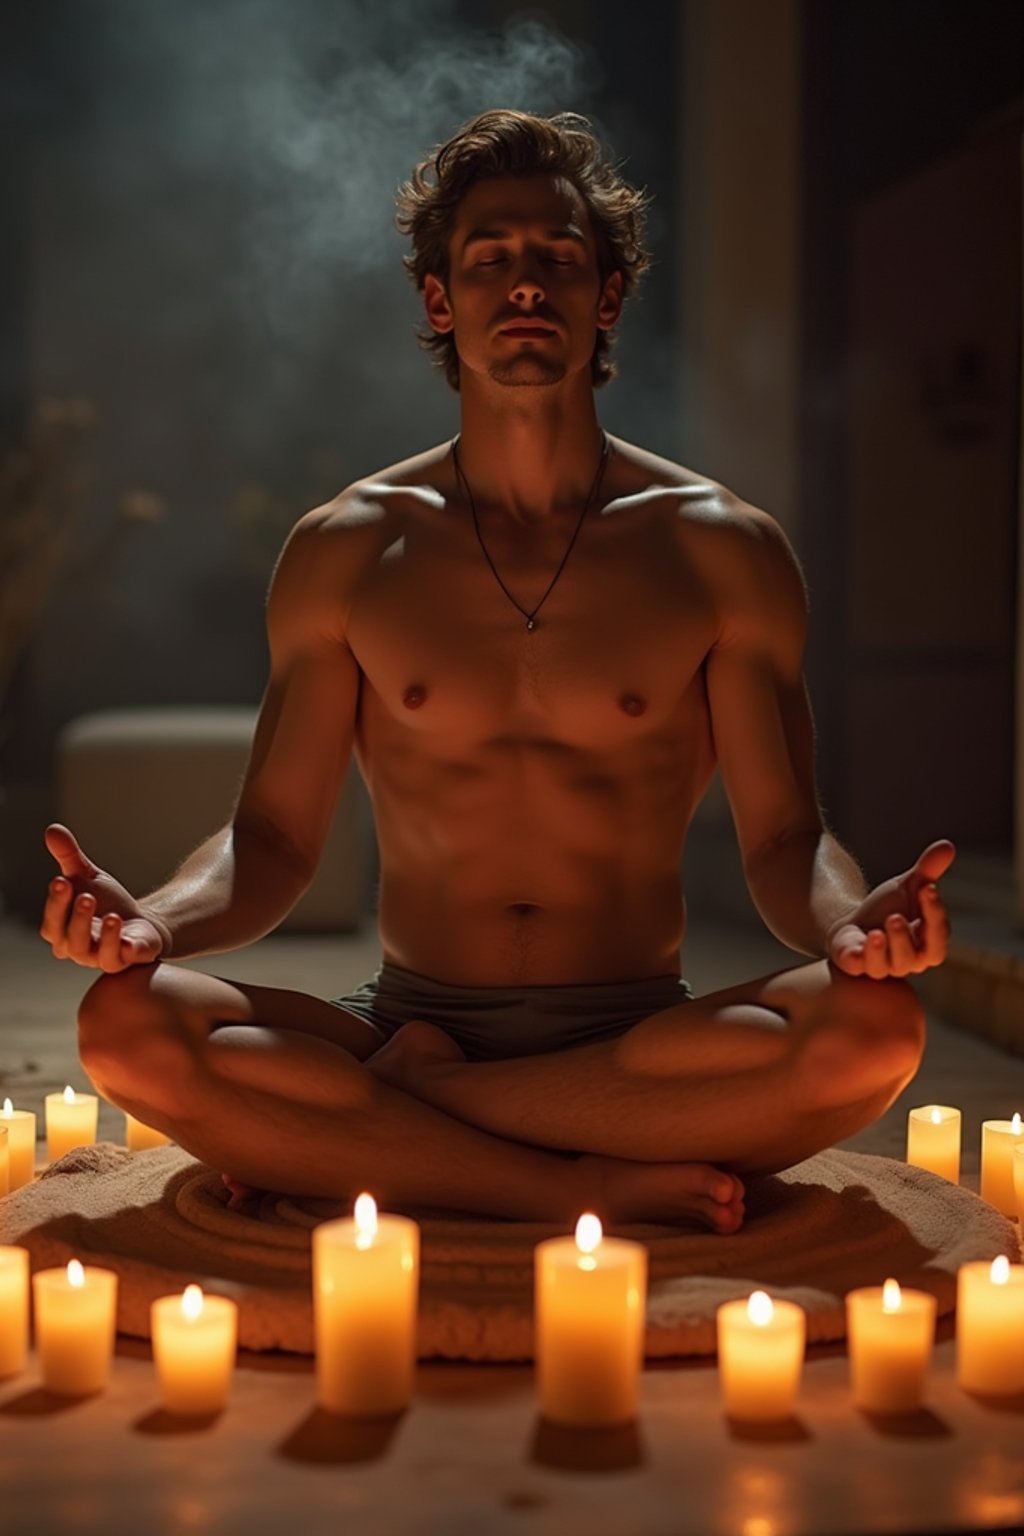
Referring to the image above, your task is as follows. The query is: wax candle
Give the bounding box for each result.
[535,1212,648,1427]
[717,1290,806,1421]
[125,1113,171,1151]
[0,1127,9,1197]
[45,1087,98,1162]
[2,1099,37,1190]
[151,1284,237,1414]
[981,1115,1024,1216]
[906,1104,961,1183]
[957,1256,1024,1394]
[32,1259,118,1395]
[313,1193,419,1416]
[846,1278,936,1412]
[0,1246,29,1377]
[1014,1143,1024,1225]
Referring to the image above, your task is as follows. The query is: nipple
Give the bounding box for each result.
[402,684,427,710]
[619,693,647,718]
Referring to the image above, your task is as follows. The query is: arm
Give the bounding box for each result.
[702,503,953,973]
[42,498,364,966]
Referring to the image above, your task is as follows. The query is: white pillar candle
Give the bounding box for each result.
[981,1115,1024,1216]
[1014,1143,1024,1225]
[2,1099,37,1190]
[125,1113,171,1151]
[906,1104,961,1183]
[0,1127,9,1197]
[957,1257,1024,1394]
[846,1279,937,1412]
[151,1285,237,1414]
[313,1193,419,1416]
[45,1087,98,1162]
[32,1259,118,1396]
[535,1213,648,1427]
[0,1247,30,1377]
[717,1291,806,1421]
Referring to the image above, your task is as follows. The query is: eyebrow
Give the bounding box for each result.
[460,224,587,254]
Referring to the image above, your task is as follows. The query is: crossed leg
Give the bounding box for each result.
[365,959,925,1176]
[75,964,747,1229]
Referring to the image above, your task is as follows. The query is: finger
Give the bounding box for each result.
[863,930,890,980]
[832,942,866,976]
[919,884,951,966]
[97,913,125,971]
[884,914,921,976]
[40,877,74,949]
[913,839,956,885]
[43,823,99,881]
[66,893,100,963]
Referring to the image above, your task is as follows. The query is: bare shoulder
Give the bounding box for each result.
[266,442,453,637]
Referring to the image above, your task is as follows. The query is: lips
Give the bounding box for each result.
[498,323,557,337]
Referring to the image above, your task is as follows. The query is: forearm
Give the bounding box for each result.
[744,828,868,959]
[139,822,311,959]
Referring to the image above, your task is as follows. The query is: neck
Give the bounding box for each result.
[452,377,606,522]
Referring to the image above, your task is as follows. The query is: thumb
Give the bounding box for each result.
[44,823,99,879]
[913,838,957,885]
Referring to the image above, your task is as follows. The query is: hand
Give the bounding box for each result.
[40,823,169,971]
[827,839,955,979]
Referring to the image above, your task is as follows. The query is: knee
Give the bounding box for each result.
[77,965,193,1107]
[800,973,925,1107]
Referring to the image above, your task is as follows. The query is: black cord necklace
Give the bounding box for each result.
[450,431,610,632]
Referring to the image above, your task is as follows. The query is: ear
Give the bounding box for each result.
[423,274,455,335]
[597,270,624,331]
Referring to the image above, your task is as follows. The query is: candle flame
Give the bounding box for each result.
[2,1098,11,1117]
[575,1213,602,1254]
[67,1259,85,1288]
[991,1255,1011,1286]
[930,1107,943,1125]
[181,1284,204,1321]
[1013,1113,1022,1135]
[354,1192,378,1247]
[882,1278,902,1312]
[63,1085,76,1105]
[748,1290,774,1327]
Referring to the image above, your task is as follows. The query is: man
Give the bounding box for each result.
[40,110,953,1230]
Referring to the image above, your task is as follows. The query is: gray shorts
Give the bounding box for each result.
[329,961,694,1062]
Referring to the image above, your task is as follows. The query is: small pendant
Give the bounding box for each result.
[526,616,537,632]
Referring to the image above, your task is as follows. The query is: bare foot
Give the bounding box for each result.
[580,1154,746,1233]
[363,1019,467,1097]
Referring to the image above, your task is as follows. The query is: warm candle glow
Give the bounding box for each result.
[181,1284,204,1321]
[1014,1114,1022,1135]
[748,1290,774,1327]
[882,1278,902,1312]
[63,1085,75,1105]
[992,1255,1011,1285]
[575,1213,603,1253]
[930,1108,942,1125]
[354,1192,378,1250]
[67,1259,85,1288]
[2,1099,11,1116]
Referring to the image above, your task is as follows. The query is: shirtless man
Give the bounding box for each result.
[39,109,953,1231]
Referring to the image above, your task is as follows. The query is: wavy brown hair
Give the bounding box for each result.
[395,109,652,392]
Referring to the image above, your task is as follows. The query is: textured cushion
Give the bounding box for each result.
[1,1143,1017,1360]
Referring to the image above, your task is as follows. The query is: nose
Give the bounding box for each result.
[509,269,545,306]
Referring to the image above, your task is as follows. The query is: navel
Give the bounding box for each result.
[402,684,428,710]
[618,692,647,718]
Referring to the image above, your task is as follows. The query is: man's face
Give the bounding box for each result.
[423,174,623,389]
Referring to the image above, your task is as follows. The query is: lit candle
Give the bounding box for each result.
[1014,1143,1024,1225]
[313,1193,419,1416]
[32,1259,118,1395]
[846,1278,937,1412]
[45,1086,98,1162]
[716,1290,806,1421]
[151,1284,237,1414]
[125,1113,171,1151]
[980,1114,1024,1216]
[2,1099,37,1190]
[956,1256,1024,1394]
[534,1212,648,1427]
[906,1104,961,1183]
[0,1246,29,1376]
[0,1127,8,1197]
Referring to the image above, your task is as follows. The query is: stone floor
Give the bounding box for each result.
[2,915,1024,1536]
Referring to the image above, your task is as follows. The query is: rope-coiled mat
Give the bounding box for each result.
[1,1143,1016,1359]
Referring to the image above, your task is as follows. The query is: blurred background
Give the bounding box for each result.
[0,0,1021,935]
